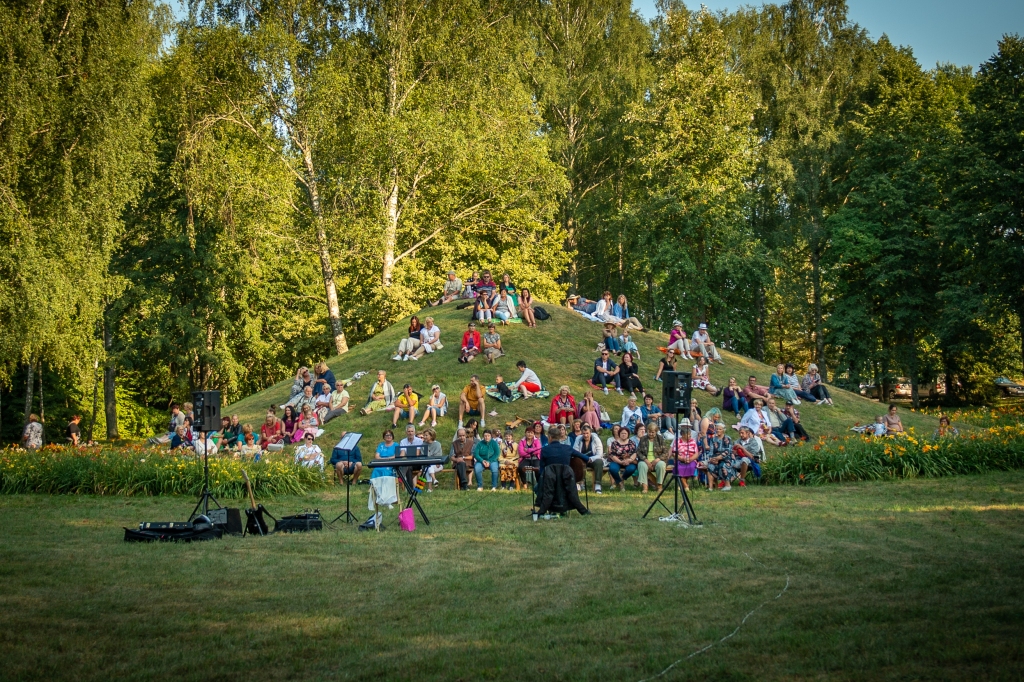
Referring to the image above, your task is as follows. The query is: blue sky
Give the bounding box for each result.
[633,0,1024,69]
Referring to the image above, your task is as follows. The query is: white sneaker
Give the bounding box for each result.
[616,388,623,395]
[595,485,602,495]
[392,354,403,361]
[576,483,582,492]
[458,420,464,428]
[491,487,497,491]
[722,484,731,491]
[402,355,409,361]
[480,420,486,427]
[409,354,418,360]
[603,388,609,395]
[477,487,483,491]
[793,398,800,405]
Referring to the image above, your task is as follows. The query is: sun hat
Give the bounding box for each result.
[672,320,682,328]
[699,323,707,330]
[678,417,692,428]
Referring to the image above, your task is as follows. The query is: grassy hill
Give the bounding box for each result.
[228,302,941,452]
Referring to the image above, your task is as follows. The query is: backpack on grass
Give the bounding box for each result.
[533,306,550,320]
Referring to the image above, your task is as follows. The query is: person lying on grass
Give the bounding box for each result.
[393,384,419,427]
[294,433,324,470]
[459,375,487,428]
[513,361,542,399]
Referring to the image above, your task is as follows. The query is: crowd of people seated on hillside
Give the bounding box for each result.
[428,268,538,328]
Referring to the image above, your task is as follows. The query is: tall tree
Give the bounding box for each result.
[0,0,159,392]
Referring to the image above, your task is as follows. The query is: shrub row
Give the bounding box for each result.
[760,426,1024,484]
[0,446,330,497]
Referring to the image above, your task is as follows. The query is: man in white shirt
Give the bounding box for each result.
[294,433,324,470]
[398,423,424,457]
[691,323,723,363]
[513,361,542,398]
[410,316,442,360]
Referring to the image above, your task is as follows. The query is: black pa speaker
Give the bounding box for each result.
[661,371,692,414]
[191,390,221,431]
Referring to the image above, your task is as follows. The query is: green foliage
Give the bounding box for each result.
[0,446,328,497]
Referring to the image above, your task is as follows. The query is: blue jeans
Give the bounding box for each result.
[726,394,749,415]
[605,336,622,352]
[794,389,818,403]
[474,460,499,488]
[495,310,511,321]
[609,461,637,484]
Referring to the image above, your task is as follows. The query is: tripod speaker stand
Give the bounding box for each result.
[641,372,701,525]
[189,390,223,521]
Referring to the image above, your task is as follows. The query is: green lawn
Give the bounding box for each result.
[2,472,1022,680]
[228,302,943,454]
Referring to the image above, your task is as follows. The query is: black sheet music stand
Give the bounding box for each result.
[330,433,362,525]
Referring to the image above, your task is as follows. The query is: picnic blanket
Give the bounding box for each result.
[485,384,550,403]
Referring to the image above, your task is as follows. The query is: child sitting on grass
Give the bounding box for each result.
[620,330,639,359]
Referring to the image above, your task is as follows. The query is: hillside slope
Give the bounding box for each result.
[228,303,940,451]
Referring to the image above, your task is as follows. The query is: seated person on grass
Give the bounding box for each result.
[392,384,419,427]
[294,433,324,470]
[393,316,423,361]
[519,288,537,328]
[802,363,834,405]
[621,395,643,432]
[769,364,800,405]
[222,415,243,449]
[459,321,482,363]
[602,322,622,353]
[284,368,313,408]
[418,384,447,428]
[739,397,784,447]
[170,425,193,452]
[360,370,396,416]
[473,429,501,491]
[313,362,337,396]
[782,400,810,441]
[475,270,498,297]
[322,380,351,423]
[592,349,622,395]
[513,361,542,399]
[462,271,479,299]
[500,273,518,305]
[549,386,577,425]
[641,394,676,433]
[620,329,639,359]
[238,430,262,461]
[459,375,487,428]
[690,323,723,364]
[408,316,442,360]
[667,321,693,360]
[613,295,645,330]
[260,411,285,451]
[934,415,959,439]
[654,351,677,383]
[432,269,464,306]
[784,363,818,403]
[315,383,333,422]
[722,377,749,418]
[619,352,644,398]
[742,375,770,404]
[482,323,503,363]
[281,405,300,443]
[473,290,493,322]
[492,289,517,324]
[297,404,322,442]
[295,385,318,414]
[884,404,904,435]
[577,390,602,430]
[691,356,719,396]
[330,429,363,484]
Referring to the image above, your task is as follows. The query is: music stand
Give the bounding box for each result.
[330,433,362,525]
[642,409,700,524]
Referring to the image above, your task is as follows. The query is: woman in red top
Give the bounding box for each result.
[259,411,285,451]
[459,322,482,363]
[548,385,577,425]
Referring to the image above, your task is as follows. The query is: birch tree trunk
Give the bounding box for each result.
[23,359,34,428]
[382,176,399,287]
[103,322,119,440]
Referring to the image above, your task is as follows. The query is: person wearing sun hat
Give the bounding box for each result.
[691,322,724,364]
[666,320,693,359]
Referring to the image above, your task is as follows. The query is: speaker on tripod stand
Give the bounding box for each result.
[642,372,700,525]
[190,390,224,521]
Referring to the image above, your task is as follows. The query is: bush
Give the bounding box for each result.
[0,445,331,497]
[761,426,1024,485]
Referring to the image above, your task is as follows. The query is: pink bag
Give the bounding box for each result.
[398,508,415,532]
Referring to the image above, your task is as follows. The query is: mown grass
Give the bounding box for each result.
[228,303,945,453]
[2,472,1022,681]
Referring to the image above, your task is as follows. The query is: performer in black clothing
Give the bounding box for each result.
[538,424,588,477]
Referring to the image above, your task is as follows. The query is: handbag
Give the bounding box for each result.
[398,508,416,532]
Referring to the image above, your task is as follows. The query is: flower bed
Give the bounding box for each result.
[761,426,1024,484]
[0,445,331,497]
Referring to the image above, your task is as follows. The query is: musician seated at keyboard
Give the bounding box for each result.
[371,429,398,479]
[330,430,363,483]
[294,433,325,470]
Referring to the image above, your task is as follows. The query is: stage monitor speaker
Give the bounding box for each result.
[661,371,692,414]
[191,390,221,431]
